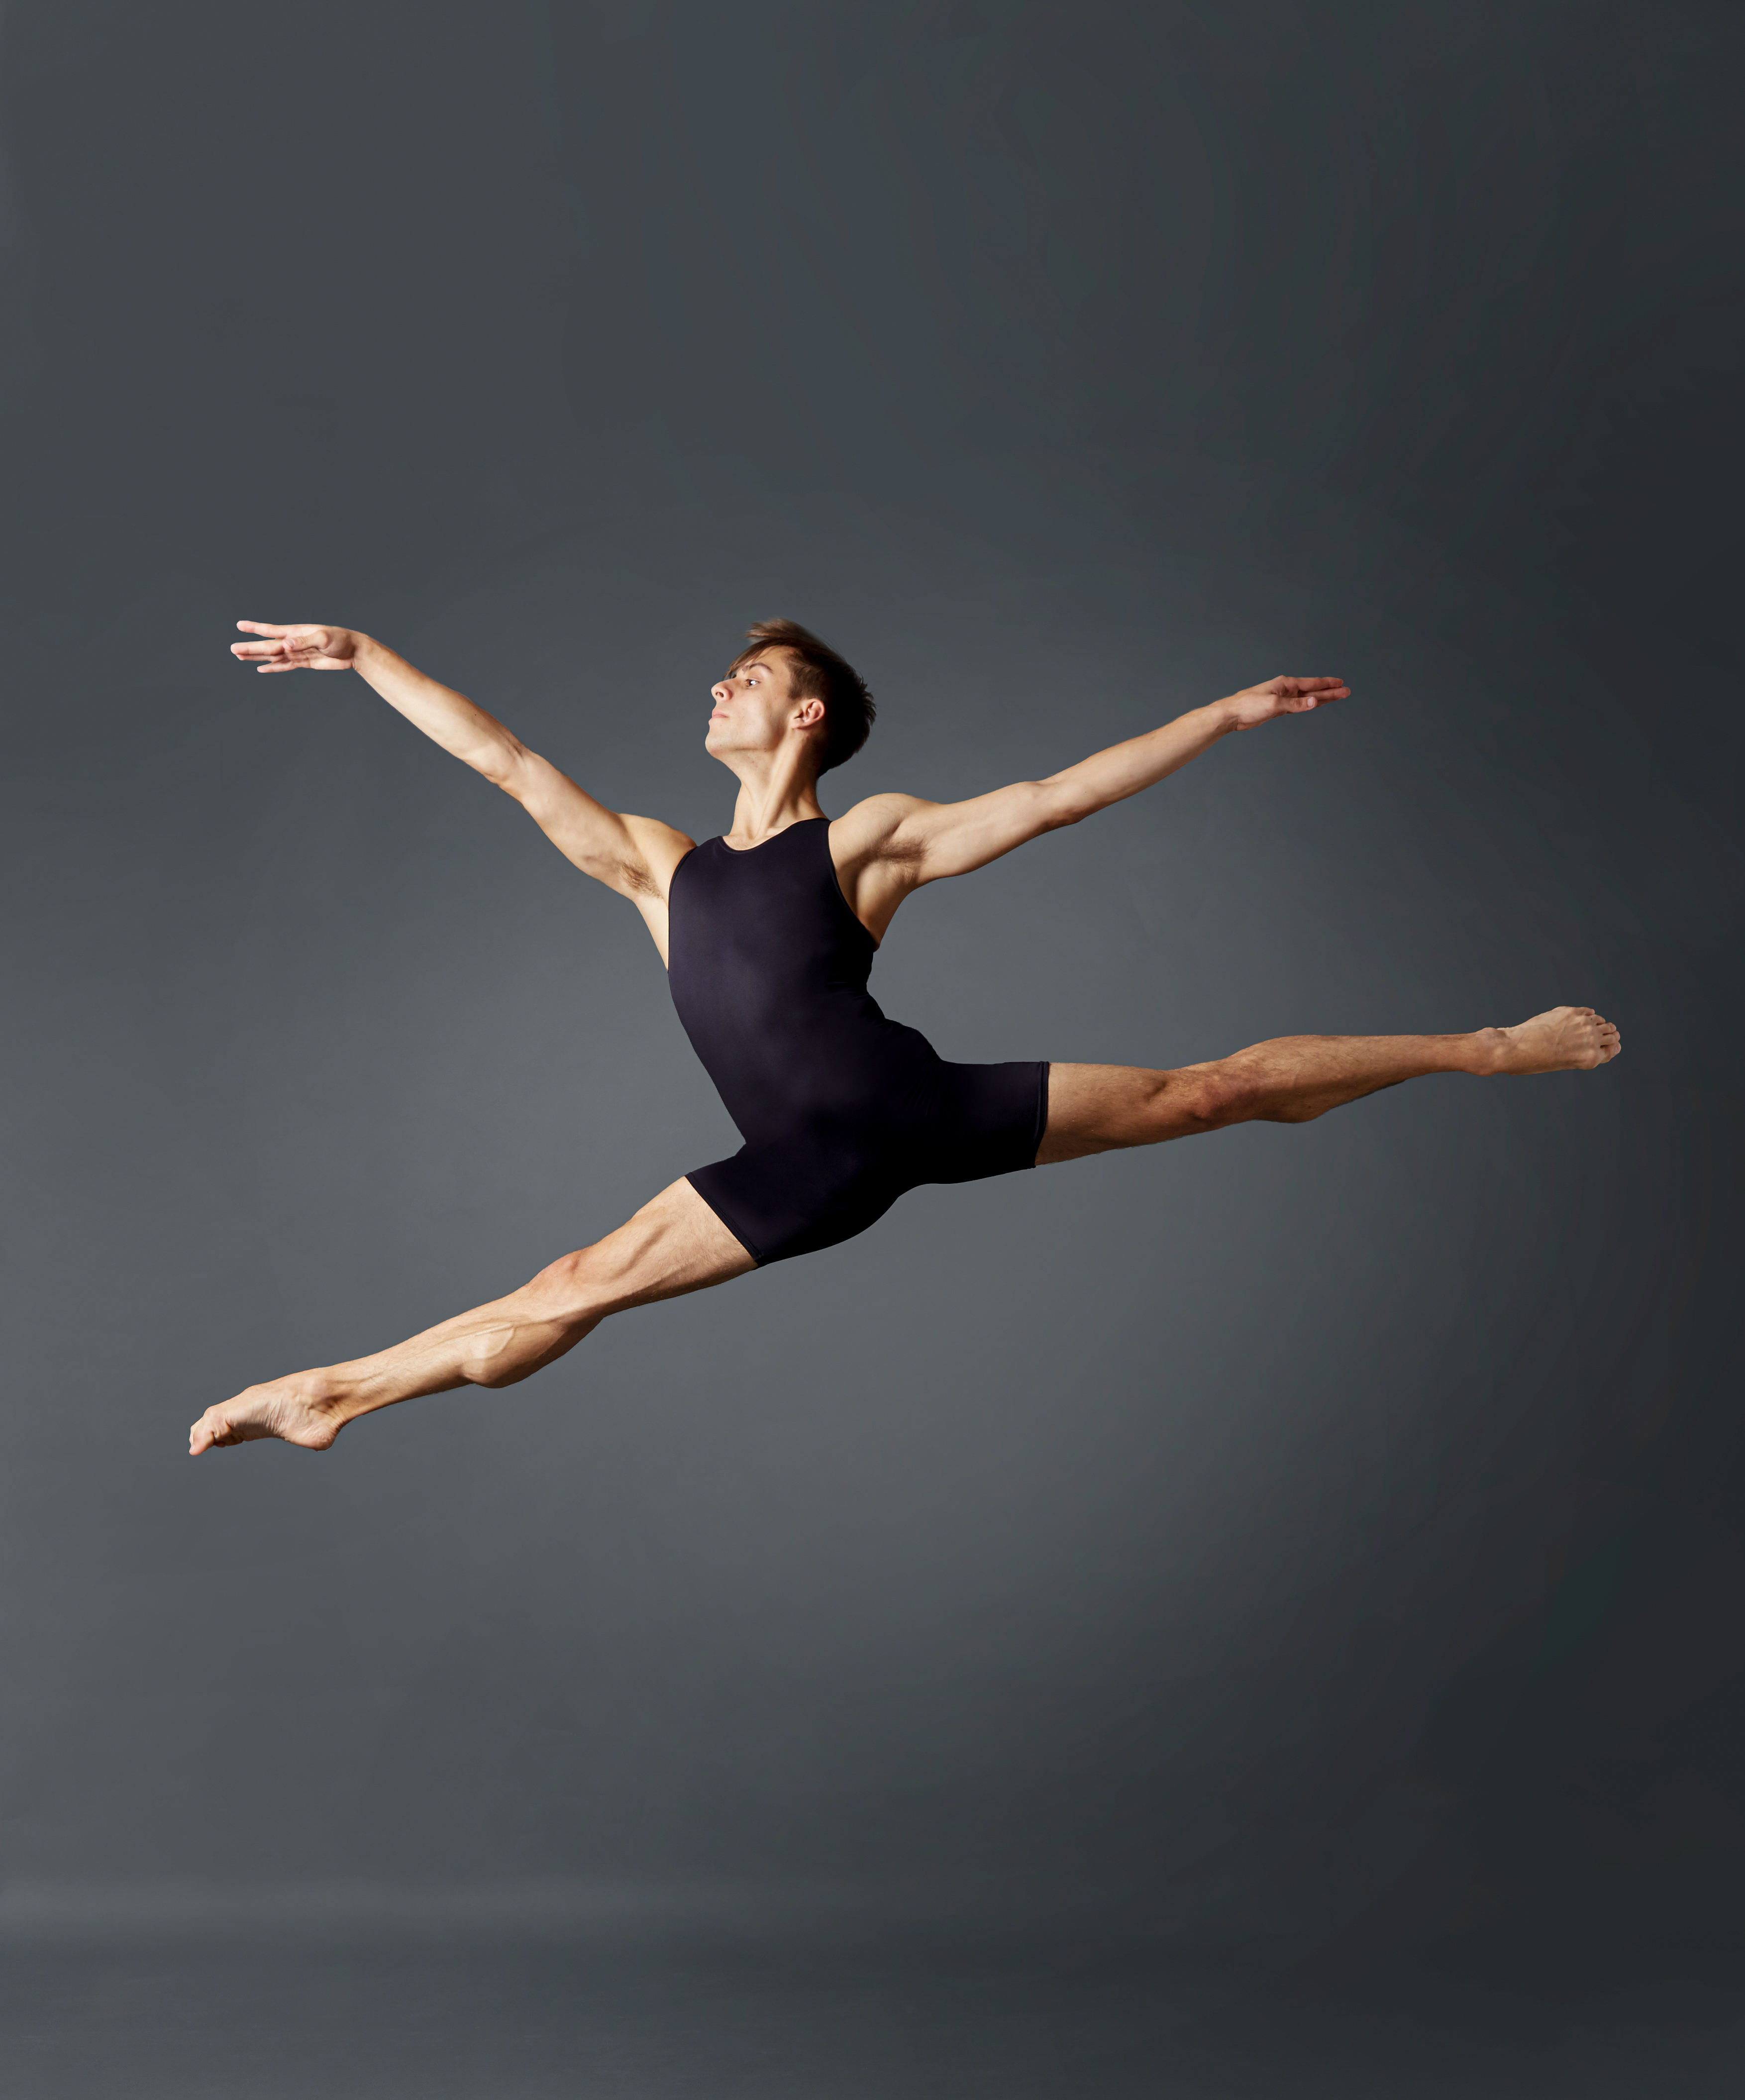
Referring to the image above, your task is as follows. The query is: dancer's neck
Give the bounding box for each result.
[720,750,826,848]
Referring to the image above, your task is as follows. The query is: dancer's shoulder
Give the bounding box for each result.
[829,792,936,854]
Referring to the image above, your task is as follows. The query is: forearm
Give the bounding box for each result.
[349,634,525,784]
[1043,699,1238,820]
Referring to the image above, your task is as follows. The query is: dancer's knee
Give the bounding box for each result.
[1168,1065,1254,1132]
[1183,1058,1331,1129]
[526,1242,615,1321]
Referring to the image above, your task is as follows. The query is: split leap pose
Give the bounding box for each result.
[190,619,1619,1455]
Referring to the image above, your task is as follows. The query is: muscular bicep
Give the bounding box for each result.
[503,748,693,897]
[888,779,1076,882]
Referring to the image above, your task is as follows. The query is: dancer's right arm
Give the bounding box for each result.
[231,623,692,897]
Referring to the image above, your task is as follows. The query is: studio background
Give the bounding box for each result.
[0,0,1738,1958]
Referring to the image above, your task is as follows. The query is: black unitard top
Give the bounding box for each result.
[668,817,1048,1266]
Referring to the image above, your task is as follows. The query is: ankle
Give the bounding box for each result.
[293,1366,363,1428]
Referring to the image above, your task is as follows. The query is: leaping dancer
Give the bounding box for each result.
[190,618,1619,1456]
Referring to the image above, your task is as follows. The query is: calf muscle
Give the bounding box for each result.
[188,1180,754,1455]
[1040,1032,1495,1161]
[1039,1010,1617,1163]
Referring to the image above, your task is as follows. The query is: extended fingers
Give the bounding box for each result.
[1281,677,1349,712]
[1254,675,1348,708]
[232,639,312,670]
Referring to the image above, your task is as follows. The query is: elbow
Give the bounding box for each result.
[483,738,533,795]
[1031,782,1093,831]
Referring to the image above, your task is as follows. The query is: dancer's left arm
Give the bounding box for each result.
[850,674,1347,885]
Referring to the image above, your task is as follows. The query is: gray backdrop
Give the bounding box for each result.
[1,0,1738,1951]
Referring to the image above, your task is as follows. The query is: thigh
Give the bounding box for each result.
[1036,1060,1220,1164]
[579,1175,760,1310]
[929,1057,1051,1185]
[688,1136,907,1268]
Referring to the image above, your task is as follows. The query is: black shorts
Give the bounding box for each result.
[688,1058,1049,1266]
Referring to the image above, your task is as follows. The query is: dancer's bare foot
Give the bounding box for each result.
[189,1372,349,1455]
[1485,1006,1621,1075]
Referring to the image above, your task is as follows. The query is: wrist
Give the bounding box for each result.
[1201,697,1241,735]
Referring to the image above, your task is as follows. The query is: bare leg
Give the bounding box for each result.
[1038,1005,1621,1162]
[188,1178,754,1454]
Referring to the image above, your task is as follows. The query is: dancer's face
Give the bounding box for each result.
[706,650,824,769]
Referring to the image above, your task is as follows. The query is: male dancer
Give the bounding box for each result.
[190,619,1619,1455]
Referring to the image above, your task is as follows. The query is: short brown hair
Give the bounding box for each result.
[731,618,876,776]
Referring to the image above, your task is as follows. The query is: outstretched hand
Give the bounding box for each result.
[1221,674,1349,730]
[231,621,358,672]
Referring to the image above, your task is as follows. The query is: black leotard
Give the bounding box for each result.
[668,817,1048,1265]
